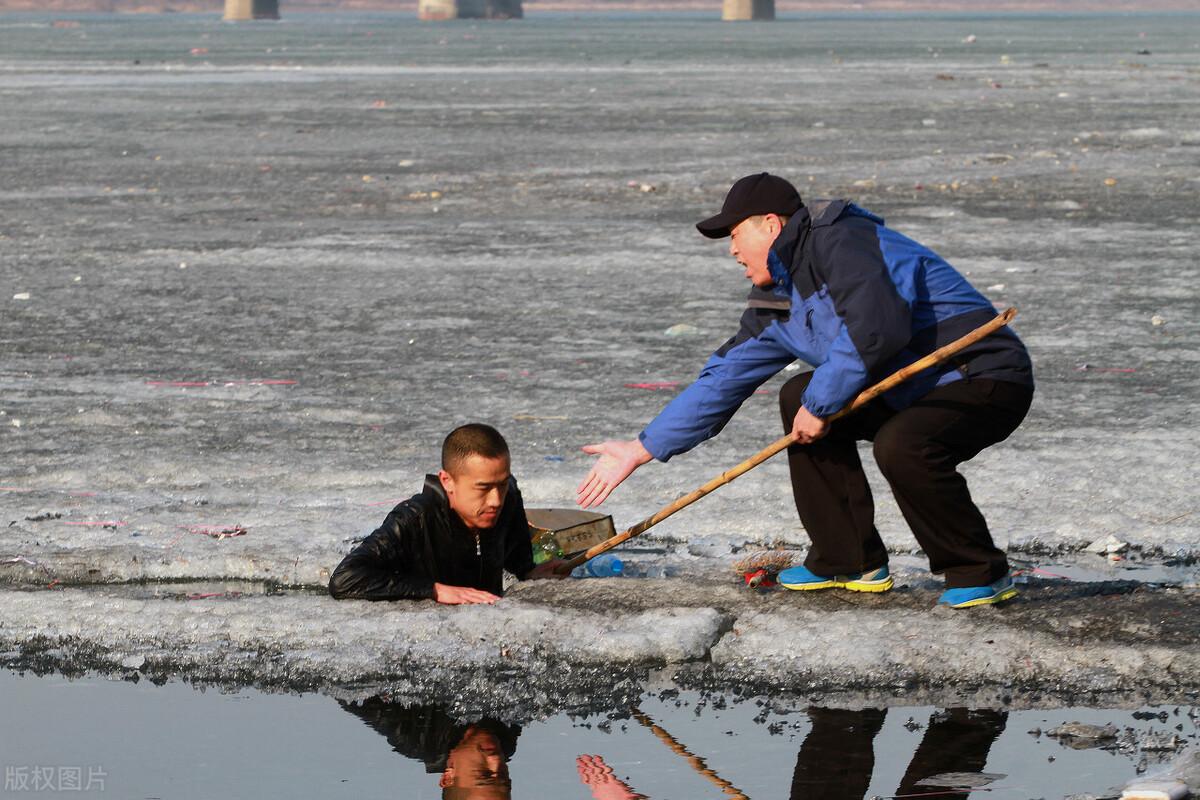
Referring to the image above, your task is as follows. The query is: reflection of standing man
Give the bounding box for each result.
[578,173,1034,608]
[339,698,518,800]
[789,707,1008,799]
[893,708,1007,800]
[790,708,885,800]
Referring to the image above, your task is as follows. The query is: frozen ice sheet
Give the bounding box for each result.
[0,585,725,692]
[2,575,1196,714]
[709,605,1195,695]
[1,15,1198,708]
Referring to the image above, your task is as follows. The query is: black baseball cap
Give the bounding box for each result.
[696,172,804,239]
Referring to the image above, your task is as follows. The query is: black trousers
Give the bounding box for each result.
[779,372,1032,588]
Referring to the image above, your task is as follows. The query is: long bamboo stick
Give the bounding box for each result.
[564,307,1018,571]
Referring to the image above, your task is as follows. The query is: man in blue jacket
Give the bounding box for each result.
[577,173,1033,608]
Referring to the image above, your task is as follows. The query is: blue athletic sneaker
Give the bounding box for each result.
[939,575,1018,608]
[779,565,893,593]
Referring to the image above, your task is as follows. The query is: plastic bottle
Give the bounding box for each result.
[531,530,563,566]
[570,554,624,578]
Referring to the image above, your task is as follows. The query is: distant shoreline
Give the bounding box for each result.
[3,2,1198,14]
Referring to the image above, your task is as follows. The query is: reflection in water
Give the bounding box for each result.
[339,698,519,800]
[339,696,1008,800]
[631,708,748,799]
[576,754,648,800]
[897,709,1008,798]
[441,724,513,800]
[791,708,1008,800]
[791,708,888,799]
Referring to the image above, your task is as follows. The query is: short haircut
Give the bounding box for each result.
[441,423,510,473]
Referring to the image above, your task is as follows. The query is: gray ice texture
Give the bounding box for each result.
[0,13,1198,709]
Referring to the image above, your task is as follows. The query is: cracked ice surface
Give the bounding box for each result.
[3,577,1197,714]
[0,15,1198,701]
[1,18,1199,592]
[709,606,1194,695]
[0,587,726,710]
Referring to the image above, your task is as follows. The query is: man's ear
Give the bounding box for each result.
[438,469,454,495]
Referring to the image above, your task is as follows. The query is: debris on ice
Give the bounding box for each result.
[916,771,1004,788]
[1047,722,1120,744]
[1121,747,1200,800]
[1085,534,1129,555]
[1120,780,1189,800]
[1139,732,1184,752]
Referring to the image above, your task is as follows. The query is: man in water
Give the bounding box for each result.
[329,423,565,604]
[577,173,1033,608]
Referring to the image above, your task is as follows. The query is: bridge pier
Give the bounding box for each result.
[223,0,280,20]
[722,0,774,20]
[418,0,523,20]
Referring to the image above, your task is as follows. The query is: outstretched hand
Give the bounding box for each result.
[576,438,653,509]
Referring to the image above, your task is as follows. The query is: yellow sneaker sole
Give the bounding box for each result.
[840,575,894,593]
[779,578,837,591]
[948,586,1018,608]
[780,575,894,593]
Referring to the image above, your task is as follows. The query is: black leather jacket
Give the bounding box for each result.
[328,475,535,601]
[338,698,520,774]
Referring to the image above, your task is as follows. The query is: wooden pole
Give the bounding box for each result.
[564,307,1018,571]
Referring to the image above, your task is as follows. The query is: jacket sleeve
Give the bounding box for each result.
[639,303,795,462]
[801,218,913,417]
[503,481,537,580]
[328,504,437,601]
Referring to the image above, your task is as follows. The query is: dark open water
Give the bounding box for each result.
[3,670,1197,799]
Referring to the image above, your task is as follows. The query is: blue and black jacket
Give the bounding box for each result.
[640,200,1034,462]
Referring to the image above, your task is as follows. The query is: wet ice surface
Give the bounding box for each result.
[1,13,1199,708]
[3,670,1198,800]
[3,575,1198,716]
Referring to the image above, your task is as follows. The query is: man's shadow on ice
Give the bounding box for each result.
[339,697,519,800]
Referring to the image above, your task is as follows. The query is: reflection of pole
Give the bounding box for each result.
[631,709,750,800]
